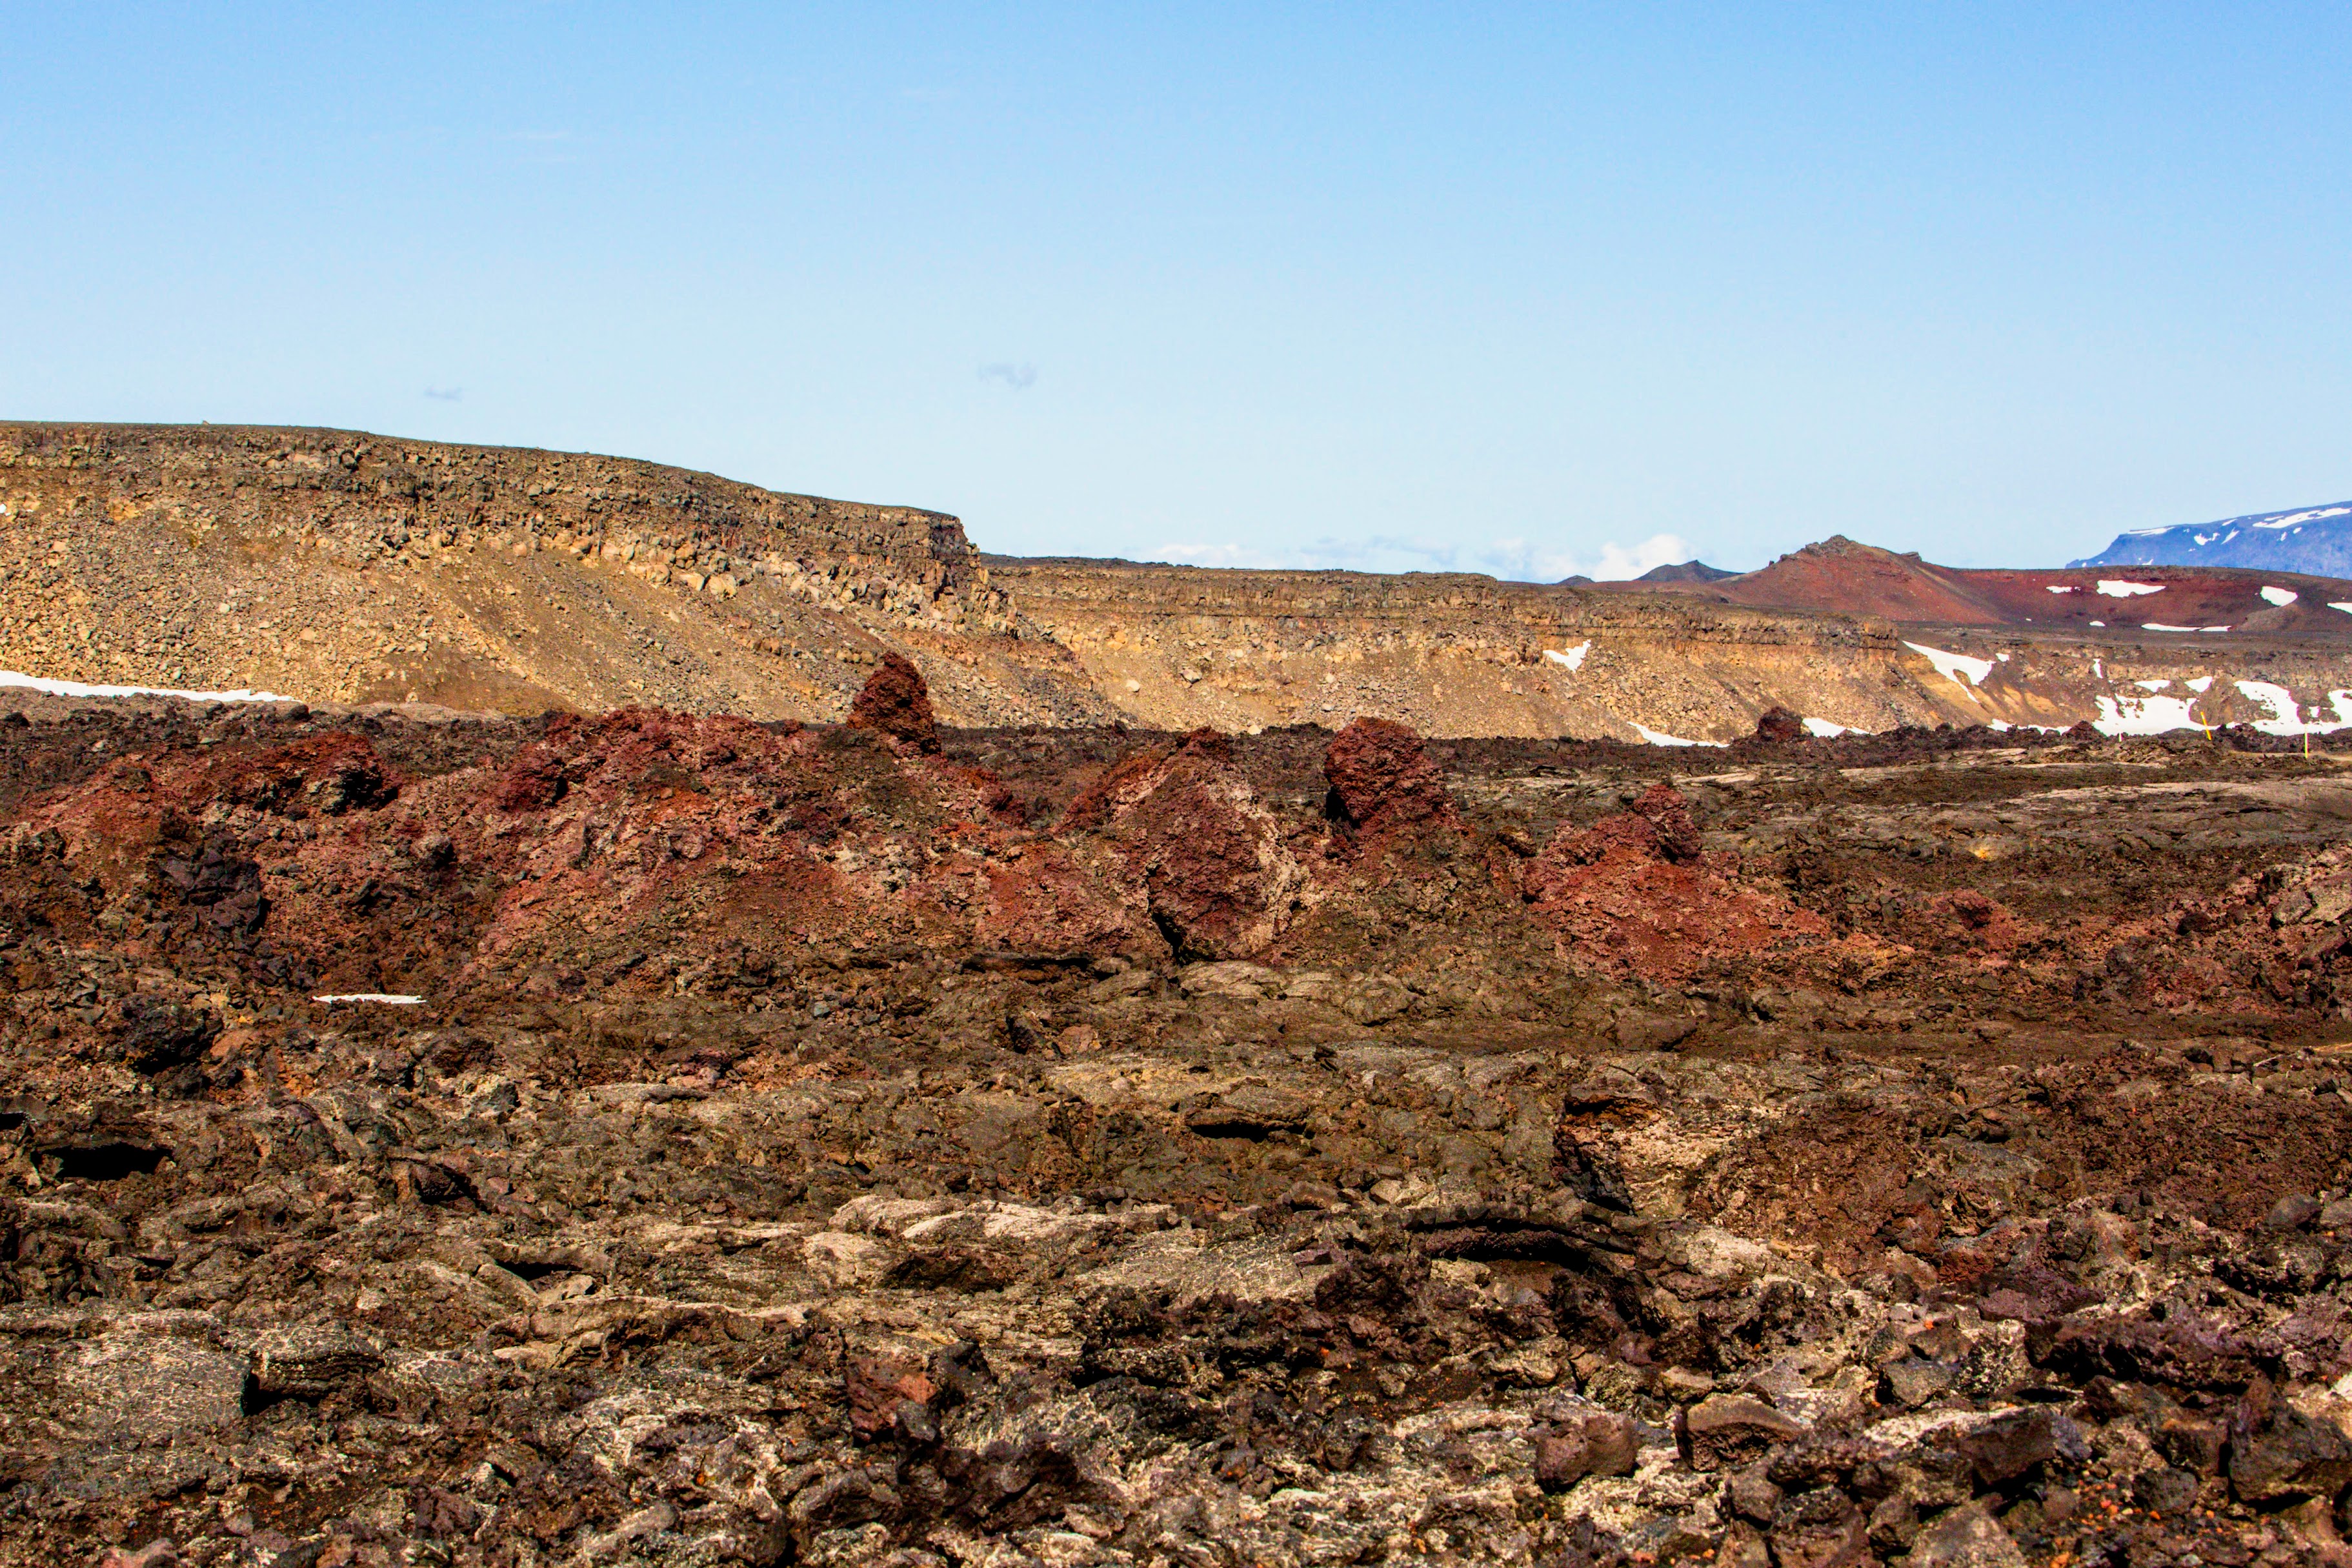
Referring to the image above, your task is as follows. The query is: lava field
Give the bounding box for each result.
[3,663,2351,1567]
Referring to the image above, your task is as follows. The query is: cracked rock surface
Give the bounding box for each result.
[3,685,2352,1564]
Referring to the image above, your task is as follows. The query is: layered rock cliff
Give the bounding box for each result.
[10,423,2352,742]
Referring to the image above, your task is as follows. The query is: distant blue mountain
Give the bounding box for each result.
[2071,501,2352,576]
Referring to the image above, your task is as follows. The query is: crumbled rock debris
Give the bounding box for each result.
[0,692,2349,1563]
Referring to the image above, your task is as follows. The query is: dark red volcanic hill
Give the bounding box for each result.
[1623,533,2352,637]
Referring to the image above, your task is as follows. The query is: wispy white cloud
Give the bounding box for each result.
[978,361,1037,391]
[1154,541,1293,568]
[1152,531,1694,582]
[1589,534,1694,580]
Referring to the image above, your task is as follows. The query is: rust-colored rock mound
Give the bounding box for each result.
[1751,705,1805,744]
[1322,717,1460,843]
[1061,728,1308,960]
[1522,783,1827,982]
[848,653,941,753]
[1543,781,1704,867]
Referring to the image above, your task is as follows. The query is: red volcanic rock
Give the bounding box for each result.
[1059,728,1305,960]
[1323,718,1460,841]
[848,653,941,754]
[1752,706,1806,744]
[174,730,399,821]
[1062,728,1231,832]
[492,740,570,811]
[1553,812,1673,866]
[1522,783,1827,983]
[1550,783,1704,867]
[965,840,1140,958]
[6,699,1158,1004]
[1627,781,1704,864]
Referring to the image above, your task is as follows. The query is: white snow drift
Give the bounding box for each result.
[1902,641,1995,688]
[1,670,294,704]
[1543,642,1591,672]
[1631,723,1725,749]
[2229,681,2352,737]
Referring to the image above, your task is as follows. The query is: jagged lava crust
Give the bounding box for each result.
[0,666,2349,1563]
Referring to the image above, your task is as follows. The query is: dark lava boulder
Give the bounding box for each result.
[112,995,219,1077]
[1322,718,1460,841]
[849,653,941,754]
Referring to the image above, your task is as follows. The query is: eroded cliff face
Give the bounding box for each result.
[988,558,2352,741]
[980,559,1901,739]
[0,421,976,595]
[10,423,2352,743]
[0,423,1109,727]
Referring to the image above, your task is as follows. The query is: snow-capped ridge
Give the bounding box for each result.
[2075,500,2352,575]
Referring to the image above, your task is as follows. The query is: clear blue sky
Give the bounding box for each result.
[6,5,2349,576]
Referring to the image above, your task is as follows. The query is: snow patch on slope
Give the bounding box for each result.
[2252,507,2351,530]
[2093,693,2206,736]
[1631,723,1725,749]
[2098,580,2166,598]
[1543,642,1591,672]
[2091,679,2352,737]
[1902,641,1994,688]
[2231,681,2352,736]
[0,670,295,704]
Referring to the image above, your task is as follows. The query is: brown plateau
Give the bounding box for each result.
[12,423,2352,742]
